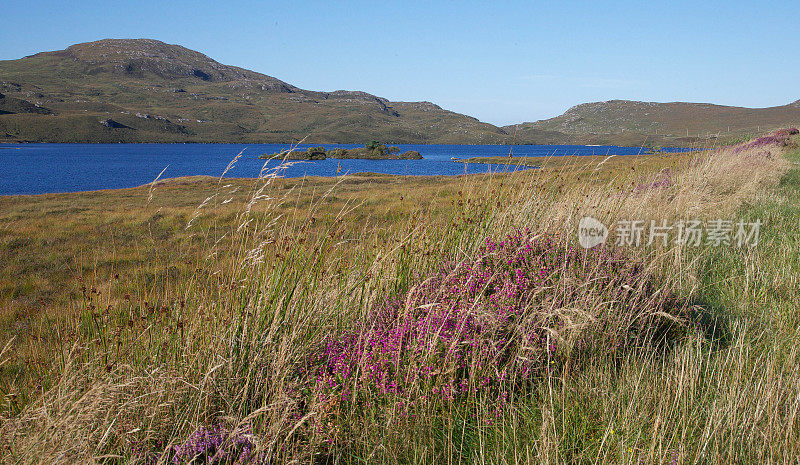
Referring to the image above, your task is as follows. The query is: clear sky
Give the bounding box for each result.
[1,1,797,126]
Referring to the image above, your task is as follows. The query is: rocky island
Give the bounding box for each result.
[259,142,423,161]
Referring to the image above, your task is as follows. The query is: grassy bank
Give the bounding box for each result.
[454,153,691,171]
[0,132,798,463]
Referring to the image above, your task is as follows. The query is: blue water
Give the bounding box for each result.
[0,143,686,195]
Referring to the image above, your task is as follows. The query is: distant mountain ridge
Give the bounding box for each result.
[506,99,800,146]
[0,39,798,146]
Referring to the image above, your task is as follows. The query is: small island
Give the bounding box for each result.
[454,156,541,168]
[259,141,423,161]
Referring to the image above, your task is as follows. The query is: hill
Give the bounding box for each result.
[2,40,798,146]
[0,39,508,144]
[506,99,800,146]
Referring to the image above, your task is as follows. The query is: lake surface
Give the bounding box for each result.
[0,143,688,195]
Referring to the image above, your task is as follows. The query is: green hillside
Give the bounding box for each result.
[2,40,798,146]
[507,99,800,146]
[0,39,508,144]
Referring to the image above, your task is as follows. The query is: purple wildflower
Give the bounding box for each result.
[301,230,687,436]
[168,424,255,464]
[731,128,798,154]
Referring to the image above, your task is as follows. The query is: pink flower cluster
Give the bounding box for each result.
[636,168,672,192]
[305,230,682,414]
[732,128,798,153]
[167,424,254,464]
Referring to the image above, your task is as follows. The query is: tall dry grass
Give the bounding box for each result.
[0,133,797,463]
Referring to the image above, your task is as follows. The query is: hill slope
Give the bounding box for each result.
[506,99,800,146]
[0,39,508,144]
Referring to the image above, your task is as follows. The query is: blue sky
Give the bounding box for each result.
[1,1,797,125]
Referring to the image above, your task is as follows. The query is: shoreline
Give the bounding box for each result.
[0,140,692,149]
[0,170,531,198]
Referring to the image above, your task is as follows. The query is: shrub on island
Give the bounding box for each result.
[327,143,422,159]
[258,148,327,160]
[305,147,327,160]
[258,143,423,160]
